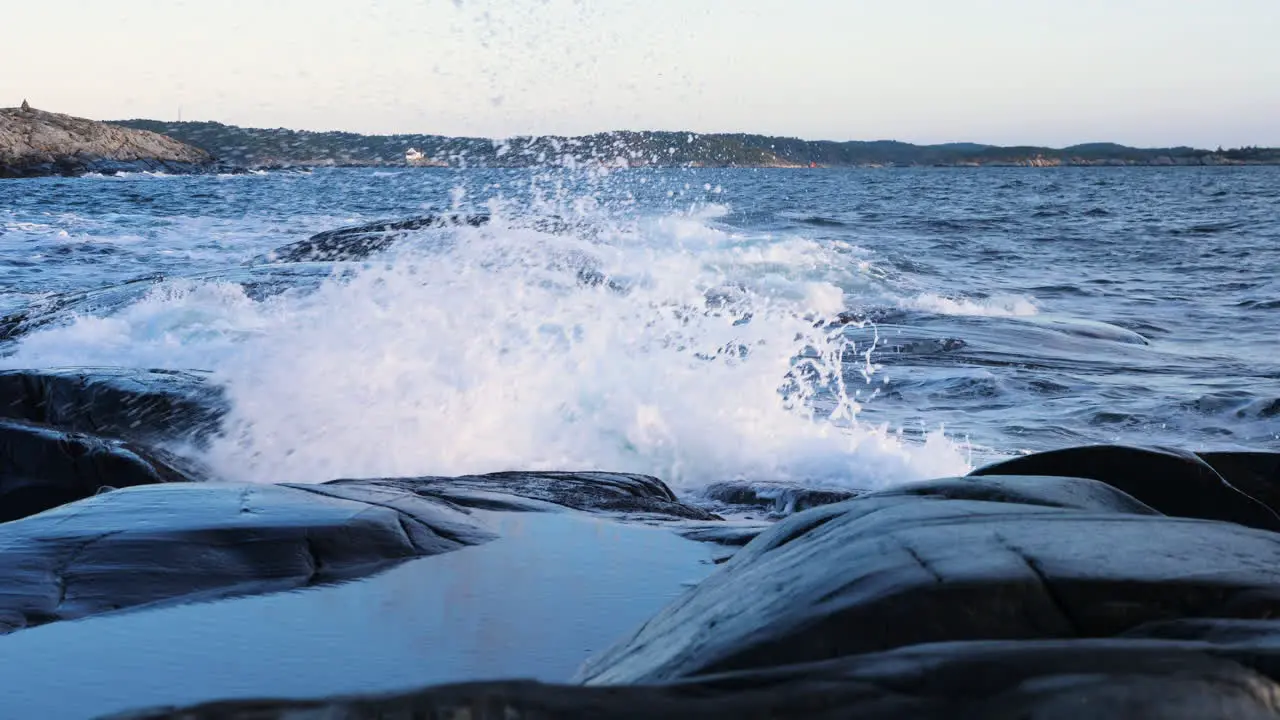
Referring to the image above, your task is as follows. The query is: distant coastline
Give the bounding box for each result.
[99,118,1280,171]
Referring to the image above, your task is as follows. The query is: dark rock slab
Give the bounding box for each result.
[971,444,1280,531]
[108,640,1280,719]
[869,473,1161,515]
[262,214,490,263]
[702,481,860,515]
[0,418,193,522]
[326,471,721,522]
[0,481,493,633]
[0,368,225,445]
[1197,451,1280,514]
[576,475,1280,684]
[0,264,339,342]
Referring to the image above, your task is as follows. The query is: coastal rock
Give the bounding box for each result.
[262,214,491,263]
[0,418,193,523]
[1196,451,1280,513]
[576,473,1280,684]
[0,481,493,634]
[870,473,1161,515]
[0,367,225,445]
[970,444,1280,531]
[702,481,860,515]
[323,471,721,522]
[109,641,1280,719]
[0,264,340,342]
[0,105,216,178]
[259,214,601,265]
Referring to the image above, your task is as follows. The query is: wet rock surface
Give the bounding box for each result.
[7,445,1280,718]
[262,213,491,263]
[0,368,225,445]
[702,480,861,516]
[0,265,340,342]
[578,470,1280,685]
[0,481,494,634]
[325,471,721,521]
[970,444,1280,531]
[0,468,712,636]
[0,418,194,522]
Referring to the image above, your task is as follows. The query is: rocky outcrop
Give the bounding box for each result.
[0,418,194,522]
[0,265,340,343]
[577,468,1280,685]
[322,471,720,521]
[0,481,495,634]
[257,214,598,264]
[702,481,860,516]
[0,104,217,178]
[970,444,1280,531]
[12,443,1280,718]
[0,367,225,446]
[0,469,711,634]
[260,214,490,263]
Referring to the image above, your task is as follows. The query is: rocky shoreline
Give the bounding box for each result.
[2,213,1279,717]
[0,103,229,178]
[0,360,1278,717]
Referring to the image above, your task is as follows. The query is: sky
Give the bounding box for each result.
[3,0,1278,147]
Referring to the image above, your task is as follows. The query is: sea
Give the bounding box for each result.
[1,166,1278,495]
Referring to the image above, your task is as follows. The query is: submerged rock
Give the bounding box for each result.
[0,264,339,342]
[970,444,1280,531]
[262,214,491,263]
[577,473,1280,684]
[0,481,493,634]
[0,418,193,522]
[325,471,720,521]
[0,367,225,446]
[0,105,217,178]
[259,213,604,265]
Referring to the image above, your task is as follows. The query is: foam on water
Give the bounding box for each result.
[0,197,970,491]
[903,292,1039,317]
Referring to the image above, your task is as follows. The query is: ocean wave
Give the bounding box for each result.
[0,203,971,491]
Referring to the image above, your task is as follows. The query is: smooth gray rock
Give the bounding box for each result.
[0,482,493,634]
[866,473,1161,515]
[325,471,721,522]
[0,105,215,178]
[971,444,1280,531]
[108,640,1280,719]
[576,475,1280,684]
[0,418,193,522]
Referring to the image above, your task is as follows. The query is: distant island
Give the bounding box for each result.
[0,103,218,178]
[113,118,1280,170]
[4,104,1278,177]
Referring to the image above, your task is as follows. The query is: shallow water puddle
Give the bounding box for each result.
[0,510,716,719]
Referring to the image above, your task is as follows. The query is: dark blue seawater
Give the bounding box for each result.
[1,166,1277,491]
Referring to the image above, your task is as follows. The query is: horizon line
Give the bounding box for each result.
[100,115,1257,153]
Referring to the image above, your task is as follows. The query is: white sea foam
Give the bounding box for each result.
[903,292,1039,317]
[1,200,971,491]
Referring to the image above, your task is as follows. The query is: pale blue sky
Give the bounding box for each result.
[4,0,1277,147]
